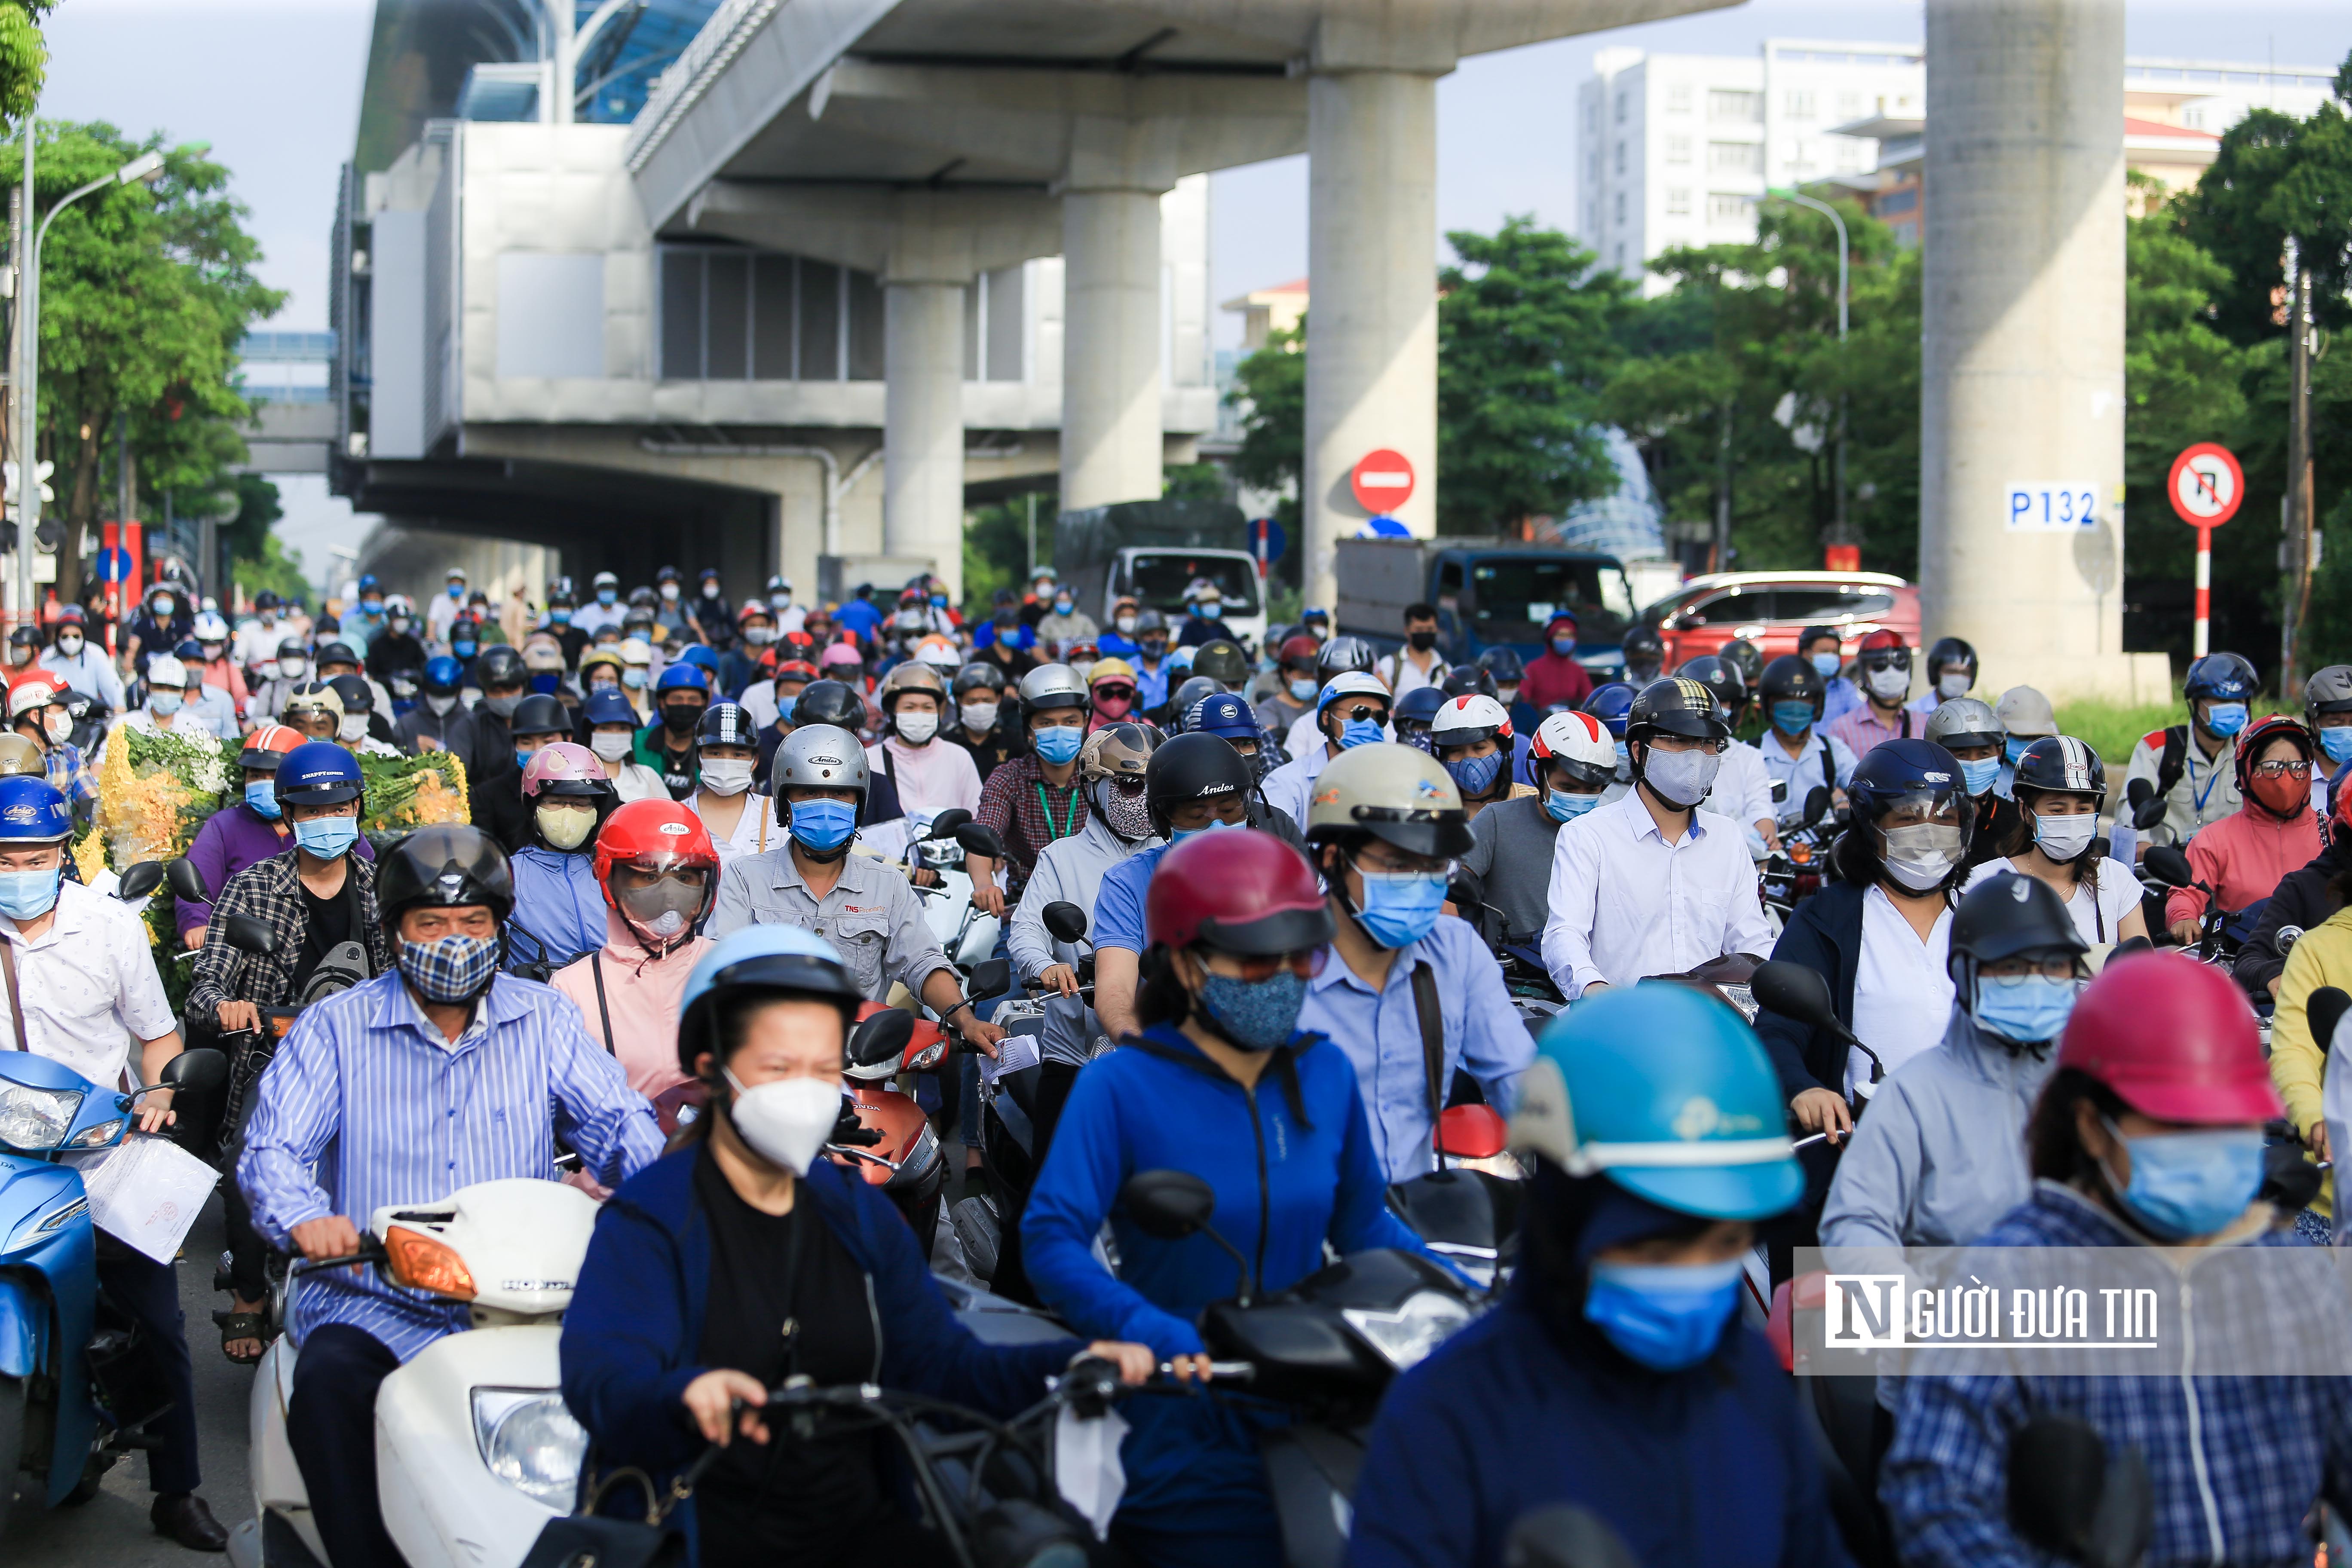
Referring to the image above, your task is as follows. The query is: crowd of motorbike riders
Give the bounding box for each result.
[17,554,2352,1568]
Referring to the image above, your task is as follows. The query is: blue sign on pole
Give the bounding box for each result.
[1246,516,1287,567]
[96,546,133,583]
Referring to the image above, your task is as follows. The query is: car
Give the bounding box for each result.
[1641,571,1921,671]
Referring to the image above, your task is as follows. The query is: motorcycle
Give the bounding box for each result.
[1761,785,1839,930]
[906,809,1006,974]
[839,1003,959,1252]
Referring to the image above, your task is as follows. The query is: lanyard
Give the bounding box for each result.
[1035,780,1079,842]
[2190,750,2223,815]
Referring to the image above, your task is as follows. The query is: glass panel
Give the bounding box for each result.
[798,260,840,380]
[752,255,796,379]
[1773,586,1896,623]
[658,249,702,380]
[1124,553,1261,616]
[1468,557,1629,641]
[1690,589,1771,625]
[704,252,747,380]
[846,268,885,380]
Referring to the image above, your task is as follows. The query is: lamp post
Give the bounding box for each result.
[13,138,165,622]
[1767,187,1850,562]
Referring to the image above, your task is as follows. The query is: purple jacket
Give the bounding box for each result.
[176,803,375,937]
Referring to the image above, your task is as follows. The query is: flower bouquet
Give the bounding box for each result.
[358,748,471,845]
[94,725,236,867]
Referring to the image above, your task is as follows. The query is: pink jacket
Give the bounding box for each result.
[2165,803,2324,928]
[550,911,710,1100]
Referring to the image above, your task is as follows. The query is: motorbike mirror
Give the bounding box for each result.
[2141,845,2194,889]
[157,1047,229,1096]
[1751,960,1853,1042]
[224,913,280,956]
[1503,1507,1641,1568]
[965,957,1011,1001]
[2007,1416,2154,1568]
[1801,785,1831,828]
[925,807,974,841]
[164,855,208,904]
[1041,900,1090,945]
[954,822,1006,861]
[1121,1168,1218,1240]
[114,861,166,901]
[1447,866,1485,913]
[2279,924,2306,955]
[2309,986,2352,1053]
[848,1007,915,1069]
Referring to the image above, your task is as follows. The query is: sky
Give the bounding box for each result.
[29,0,2352,573]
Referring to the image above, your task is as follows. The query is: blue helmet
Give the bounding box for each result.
[581,689,639,728]
[358,573,380,594]
[655,662,710,694]
[1511,985,1801,1221]
[2183,652,2257,704]
[1186,691,1259,743]
[0,776,72,844]
[677,925,863,1074]
[174,639,205,662]
[1392,685,1446,732]
[1846,736,1967,825]
[1581,681,1637,738]
[423,655,464,694]
[276,741,364,808]
[677,643,720,674]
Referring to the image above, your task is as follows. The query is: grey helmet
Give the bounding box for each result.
[1017,662,1090,719]
[2305,665,2352,732]
[772,724,870,806]
[1924,696,2003,753]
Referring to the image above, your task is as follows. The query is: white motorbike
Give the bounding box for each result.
[230,1178,599,1568]
[903,808,1005,972]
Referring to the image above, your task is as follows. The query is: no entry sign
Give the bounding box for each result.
[1351,450,1415,513]
[2168,443,2244,528]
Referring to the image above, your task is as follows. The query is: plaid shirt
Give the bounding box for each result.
[1882,1182,2352,1568]
[45,741,94,808]
[975,751,1088,897]
[188,847,391,1020]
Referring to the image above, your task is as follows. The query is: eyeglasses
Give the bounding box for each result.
[1210,948,1328,983]
[1352,849,1459,881]
[2251,760,2312,779]
[1979,961,2079,984]
[1648,735,1729,756]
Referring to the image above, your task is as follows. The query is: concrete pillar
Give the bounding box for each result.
[1060,187,1166,511]
[1920,0,2152,701]
[883,279,968,600]
[1302,67,1441,615]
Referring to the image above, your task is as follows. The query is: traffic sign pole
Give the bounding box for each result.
[2195,526,2212,658]
[2166,442,2243,663]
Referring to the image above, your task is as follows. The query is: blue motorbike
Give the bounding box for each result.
[0,1025,225,1528]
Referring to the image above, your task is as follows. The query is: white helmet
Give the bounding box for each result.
[191,611,230,643]
[1530,710,1617,789]
[1428,693,1513,752]
[144,654,190,691]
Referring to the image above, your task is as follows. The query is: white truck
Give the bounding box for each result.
[1052,500,1267,649]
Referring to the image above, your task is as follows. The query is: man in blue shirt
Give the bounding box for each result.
[240,825,662,1568]
[834,583,884,643]
[1293,743,1531,1181]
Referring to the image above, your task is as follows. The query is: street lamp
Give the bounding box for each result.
[13,137,166,621]
[1767,187,1850,560]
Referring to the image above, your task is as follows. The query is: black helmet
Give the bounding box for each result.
[1476,646,1525,685]
[1167,676,1221,730]
[2011,735,2106,801]
[697,701,760,749]
[376,824,516,930]
[1924,636,1978,685]
[1143,732,1253,837]
[1621,624,1666,678]
[1190,640,1250,688]
[1948,871,2089,1041]
[326,673,375,715]
[1316,635,1377,683]
[952,663,1006,698]
[2304,666,2352,732]
[2183,651,2258,704]
[1717,638,1763,692]
[1758,654,1824,712]
[793,679,868,731]
[315,641,361,670]
[510,693,573,739]
[1626,676,1729,745]
[1675,655,1747,717]
[476,645,527,689]
[1393,685,1447,743]
[1847,738,1970,824]
[1439,665,1498,701]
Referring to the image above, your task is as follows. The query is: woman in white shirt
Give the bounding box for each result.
[1961,734,2147,949]
[683,701,782,864]
[582,689,666,802]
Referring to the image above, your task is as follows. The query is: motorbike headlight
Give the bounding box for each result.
[1341,1290,1473,1371]
[65,1118,126,1149]
[473,1389,588,1510]
[0,1082,82,1151]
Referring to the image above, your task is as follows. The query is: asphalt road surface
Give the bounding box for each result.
[5,1193,254,1562]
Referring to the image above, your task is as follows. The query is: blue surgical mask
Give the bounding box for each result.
[1973,973,2076,1044]
[597,589,616,606]
[1195,968,1307,1052]
[0,867,60,921]
[1545,790,1602,824]
[788,797,858,852]
[1167,817,1242,848]
[447,584,463,599]
[2101,1117,2263,1241]
[1034,725,1084,765]
[930,594,947,609]
[1353,868,1447,949]
[2004,736,2030,767]
[622,668,648,689]
[551,609,572,626]
[517,747,539,771]
[1770,700,1816,737]
[1053,597,1073,614]
[2202,701,2248,738]
[453,640,478,659]
[1583,1259,1744,1372]
[1445,750,1505,799]
[245,781,281,820]
[362,600,383,616]
[1615,738,1631,770]
[777,695,798,724]
[2324,728,2352,766]
[1810,652,1841,680]
[294,816,359,859]
[1959,756,2002,796]
[1289,677,1318,704]
[150,692,184,717]
[1551,635,1577,656]
[1338,717,1385,750]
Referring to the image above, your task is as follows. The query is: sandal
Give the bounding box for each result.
[212,1309,268,1366]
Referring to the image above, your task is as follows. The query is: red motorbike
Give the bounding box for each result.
[839,1003,951,1248]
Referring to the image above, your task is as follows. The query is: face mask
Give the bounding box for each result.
[585,732,632,764]
[2032,810,2097,863]
[2005,736,2031,768]
[1053,597,1073,615]
[1865,666,1910,702]
[1770,700,1816,737]
[2202,701,2248,738]
[517,747,541,772]
[1497,684,1521,709]
[622,667,648,689]
[1880,822,1964,891]
[1094,694,1133,720]
[1551,635,1577,657]
[1085,778,1148,840]
[776,694,799,724]
[1545,789,1602,824]
[662,703,703,737]
[700,758,753,796]
[1583,1259,1743,1372]
[294,815,359,860]
[1197,600,1220,617]
[661,583,680,601]
[894,710,939,745]
[1408,630,1436,652]
[1194,968,1307,1051]
[1641,747,1720,809]
[1288,677,1318,704]
[1810,652,1841,680]
[150,692,184,717]
[1626,660,1661,685]
[550,609,572,627]
[43,712,70,745]
[448,584,465,599]
[1338,717,1386,750]
[1959,756,2002,796]
[717,1069,841,1174]
[1445,750,1505,799]
[245,780,281,819]
[1071,661,1096,682]
[960,701,998,733]
[1354,868,1448,949]
[1116,615,1137,634]
[1034,725,1084,765]
[536,804,596,851]
[425,694,456,717]
[702,583,720,599]
[1167,816,1241,849]
[391,618,413,635]
[55,634,81,658]
[361,600,383,616]
[2100,1118,2263,1241]
[2322,728,2352,766]
[1936,672,1972,700]
[153,596,175,617]
[744,626,774,646]
[1974,973,2077,1044]
[453,641,478,660]
[789,796,858,852]
[597,589,617,606]
[0,867,60,921]
[484,692,522,720]
[397,932,501,1005]
[337,714,371,743]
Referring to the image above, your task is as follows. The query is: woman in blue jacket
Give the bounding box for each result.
[506,741,616,975]
[1020,827,1435,1568]
[560,926,1155,1568]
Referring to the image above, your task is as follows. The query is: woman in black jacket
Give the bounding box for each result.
[2238,808,2347,999]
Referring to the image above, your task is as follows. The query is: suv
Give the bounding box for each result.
[1642,571,1920,669]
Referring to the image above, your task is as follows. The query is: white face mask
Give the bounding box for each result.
[55,634,81,657]
[895,710,939,745]
[337,714,371,742]
[1937,672,1972,700]
[660,583,680,601]
[280,657,306,679]
[721,1070,840,1176]
[1641,747,1721,809]
[1880,823,1966,892]
[425,694,457,717]
[1866,666,1910,702]
[700,757,754,796]
[960,701,999,733]
[2033,810,2098,863]
[1115,615,1136,634]
[44,711,71,744]
[745,626,774,646]
[590,730,635,763]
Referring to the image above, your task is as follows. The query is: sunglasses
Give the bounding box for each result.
[1207,948,1328,983]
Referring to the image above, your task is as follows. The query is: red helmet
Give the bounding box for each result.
[2058,951,2282,1123]
[239,723,305,772]
[593,798,721,937]
[2233,713,2313,795]
[1277,634,1320,670]
[1856,628,1906,655]
[1145,829,1334,956]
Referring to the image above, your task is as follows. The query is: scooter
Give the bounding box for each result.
[905,810,1005,973]
[233,1178,602,1568]
[840,1004,956,1250]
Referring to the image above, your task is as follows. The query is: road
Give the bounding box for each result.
[6,1194,255,1562]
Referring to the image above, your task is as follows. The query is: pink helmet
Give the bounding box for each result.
[521,740,612,800]
[821,641,864,668]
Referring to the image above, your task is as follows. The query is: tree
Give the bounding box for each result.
[1225,320,1305,530]
[224,474,307,603]
[1435,218,1634,533]
[0,3,47,133]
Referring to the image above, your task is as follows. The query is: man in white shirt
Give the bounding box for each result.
[1373,603,1449,698]
[424,567,469,645]
[573,571,628,637]
[1755,654,1857,827]
[1542,675,1771,998]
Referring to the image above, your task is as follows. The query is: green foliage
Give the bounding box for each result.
[1226,322,1304,521]
[225,474,307,602]
[1161,462,1226,502]
[1435,217,1634,532]
[962,493,1047,621]
[0,3,47,133]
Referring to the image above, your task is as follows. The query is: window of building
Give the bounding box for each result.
[1877,187,1919,217]
[1589,151,1602,181]
[1615,92,1627,124]
[1665,187,1692,216]
[1666,84,1693,113]
[1838,92,1863,118]
[1707,192,1755,225]
[1614,141,1626,176]
[1666,134,1692,164]
[1614,191,1626,224]
[658,244,886,381]
[1708,89,1761,123]
[1614,242,1626,270]
[1708,140,1762,175]
[1586,100,1599,133]
[1785,89,1816,119]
